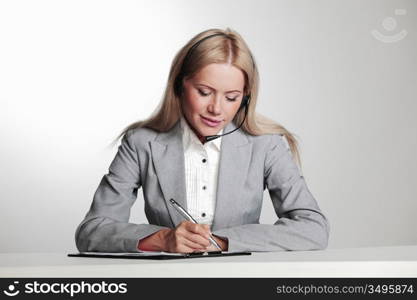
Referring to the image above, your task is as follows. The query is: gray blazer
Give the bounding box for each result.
[75,119,330,252]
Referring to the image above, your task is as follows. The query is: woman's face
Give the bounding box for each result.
[181,63,245,143]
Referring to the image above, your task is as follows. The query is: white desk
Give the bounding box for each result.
[1,245,416,277]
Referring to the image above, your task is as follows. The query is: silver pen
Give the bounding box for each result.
[169,198,222,251]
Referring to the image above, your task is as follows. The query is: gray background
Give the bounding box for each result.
[0,0,416,253]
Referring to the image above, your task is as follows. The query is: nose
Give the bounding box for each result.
[207,95,222,115]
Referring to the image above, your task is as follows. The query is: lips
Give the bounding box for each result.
[202,116,222,122]
[201,115,222,127]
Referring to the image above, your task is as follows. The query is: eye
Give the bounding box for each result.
[198,88,237,101]
[198,89,210,96]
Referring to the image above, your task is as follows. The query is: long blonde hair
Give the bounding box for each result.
[110,27,302,169]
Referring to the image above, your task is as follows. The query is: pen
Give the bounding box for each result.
[169,198,222,251]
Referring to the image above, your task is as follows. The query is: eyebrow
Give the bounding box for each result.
[196,83,242,93]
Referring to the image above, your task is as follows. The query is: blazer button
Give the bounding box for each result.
[201,212,206,217]
[202,186,206,190]
[202,158,207,163]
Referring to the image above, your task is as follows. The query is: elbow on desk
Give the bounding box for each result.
[283,211,330,251]
[305,209,330,251]
[294,212,330,251]
[315,230,329,251]
[74,221,89,252]
[74,217,103,252]
[314,216,330,250]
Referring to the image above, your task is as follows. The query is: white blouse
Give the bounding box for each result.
[179,116,224,225]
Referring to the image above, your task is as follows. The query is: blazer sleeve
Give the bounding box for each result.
[74,129,170,252]
[212,134,330,252]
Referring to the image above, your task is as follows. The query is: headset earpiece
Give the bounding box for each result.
[174,76,182,97]
[239,94,251,110]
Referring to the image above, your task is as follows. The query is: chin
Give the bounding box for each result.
[198,124,222,136]
[196,127,212,137]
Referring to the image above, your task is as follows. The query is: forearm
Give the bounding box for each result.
[75,216,170,252]
[212,211,330,252]
[257,134,330,252]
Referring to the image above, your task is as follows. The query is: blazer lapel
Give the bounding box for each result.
[150,120,187,228]
[211,121,253,231]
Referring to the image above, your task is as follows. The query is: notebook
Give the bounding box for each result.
[68,251,251,260]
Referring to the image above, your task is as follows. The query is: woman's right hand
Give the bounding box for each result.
[161,221,212,253]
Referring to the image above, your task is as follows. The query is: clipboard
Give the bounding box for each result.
[68,251,251,260]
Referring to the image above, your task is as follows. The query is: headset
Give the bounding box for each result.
[174,32,254,142]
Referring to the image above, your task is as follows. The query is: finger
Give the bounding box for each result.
[176,245,198,253]
[169,235,200,253]
[186,233,211,248]
[176,220,192,231]
[172,228,208,249]
[193,248,207,253]
[186,233,210,248]
[203,224,212,235]
[205,244,218,252]
[185,223,211,238]
[182,238,209,250]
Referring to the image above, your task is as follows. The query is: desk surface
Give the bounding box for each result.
[1,245,417,277]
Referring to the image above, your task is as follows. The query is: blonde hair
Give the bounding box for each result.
[109,27,302,169]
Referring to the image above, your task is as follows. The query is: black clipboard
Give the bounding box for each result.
[68,251,251,260]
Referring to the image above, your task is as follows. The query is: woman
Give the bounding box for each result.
[75,28,330,253]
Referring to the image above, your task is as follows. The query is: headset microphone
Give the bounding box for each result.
[204,94,250,142]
